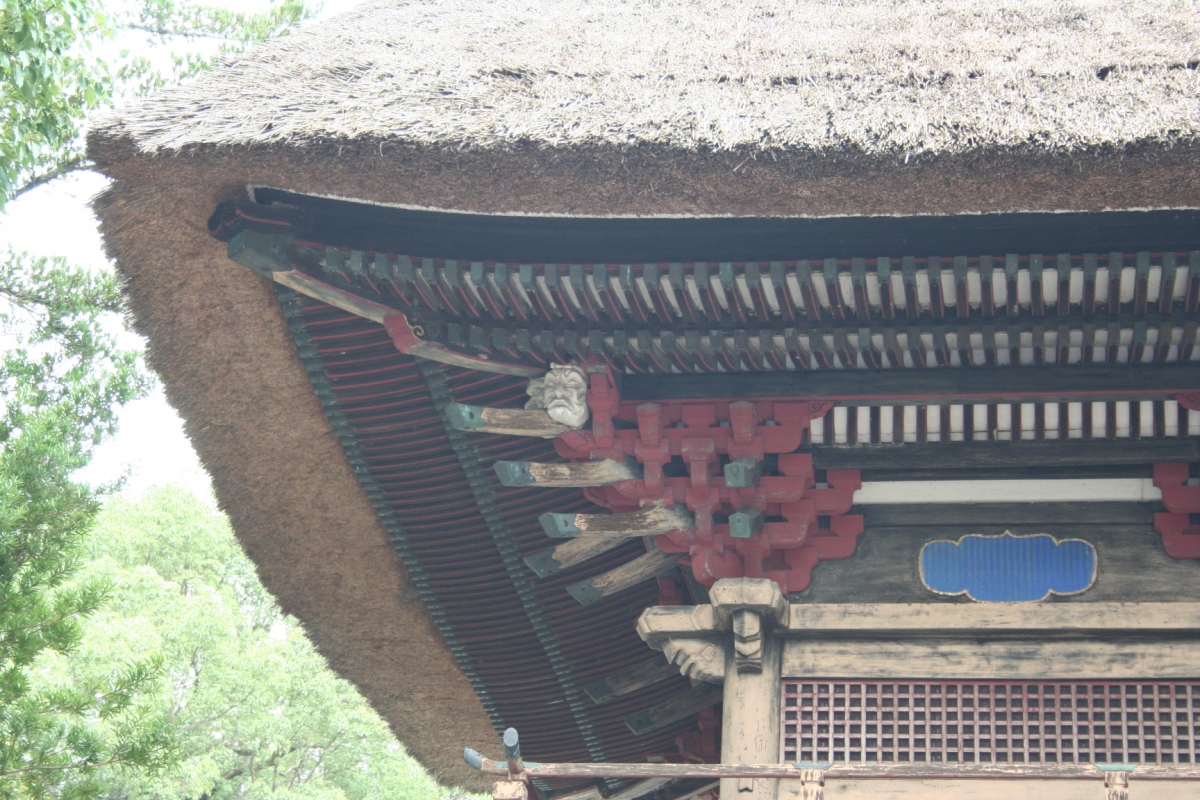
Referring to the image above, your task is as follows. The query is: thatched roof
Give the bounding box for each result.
[83,2,1200,792]
[102,0,1200,160]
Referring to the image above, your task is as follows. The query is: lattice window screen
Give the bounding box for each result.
[782,681,1200,765]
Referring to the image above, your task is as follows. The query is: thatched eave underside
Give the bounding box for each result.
[89,134,1200,219]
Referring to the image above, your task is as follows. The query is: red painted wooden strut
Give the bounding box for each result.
[1152,463,1200,559]
[550,366,863,593]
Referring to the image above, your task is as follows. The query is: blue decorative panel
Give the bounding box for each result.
[919,532,1096,602]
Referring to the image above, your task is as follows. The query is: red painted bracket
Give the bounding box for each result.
[1152,463,1200,558]
[558,372,861,594]
[1153,513,1200,559]
[1152,463,1200,513]
[1177,393,1200,412]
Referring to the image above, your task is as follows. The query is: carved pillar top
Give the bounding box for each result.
[637,578,788,683]
[710,577,789,629]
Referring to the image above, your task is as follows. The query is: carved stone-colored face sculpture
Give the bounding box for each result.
[526,364,589,429]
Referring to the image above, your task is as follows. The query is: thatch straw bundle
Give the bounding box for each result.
[104,0,1200,159]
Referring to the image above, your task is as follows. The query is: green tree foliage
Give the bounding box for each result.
[0,251,161,798]
[0,0,313,205]
[0,0,111,202]
[37,486,466,799]
[0,0,316,794]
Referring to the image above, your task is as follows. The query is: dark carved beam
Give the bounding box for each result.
[623,363,1200,405]
[812,438,1200,471]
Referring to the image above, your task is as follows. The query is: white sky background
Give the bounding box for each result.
[0,0,365,502]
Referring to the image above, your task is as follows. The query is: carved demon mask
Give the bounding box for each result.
[526,363,589,429]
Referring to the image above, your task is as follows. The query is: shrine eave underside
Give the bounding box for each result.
[97,177,1200,797]
[214,192,1200,385]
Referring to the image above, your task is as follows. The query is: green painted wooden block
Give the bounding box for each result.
[729,506,765,539]
[227,230,293,276]
[723,457,762,488]
[540,513,582,538]
[446,403,485,431]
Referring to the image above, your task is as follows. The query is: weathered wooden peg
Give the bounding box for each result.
[723,457,762,487]
[494,456,642,487]
[581,657,679,705]
[729,506,765,539]
[524,537,627,578]
[567,544,680,605]
[623,683,722,736]
[445,403,568,438]
[525,536,628,577]
[540,506,693,538]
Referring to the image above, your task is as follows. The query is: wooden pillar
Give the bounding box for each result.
[492,781,528,800]
[1102,768,1132,800]
[712,580,788,800]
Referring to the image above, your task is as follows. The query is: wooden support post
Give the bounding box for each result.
[1099,765,1134,800]
[1104,771,1129,800]
[712,579,788,800]
[492,781,528,800]
[797,767,826,800]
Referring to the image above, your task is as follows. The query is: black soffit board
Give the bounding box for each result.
[250,188,1200,264]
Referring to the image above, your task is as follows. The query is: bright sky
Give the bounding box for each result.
[0,0,365,502]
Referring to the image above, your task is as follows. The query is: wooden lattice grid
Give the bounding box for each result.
[781,680,1200,765]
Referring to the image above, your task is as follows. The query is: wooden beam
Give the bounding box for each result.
[858,501,1155,526]
[273,269,393,323]
[581,657,681,705]
[445,403,569,438]
[623,683,722,736]
[466,754,1200,781]
[813,439,1200,471]
[541,506,693,538]
[857,464,1151,482]
[494,457,642,488]
[251,191,1200,266]
[523,537,629,578]
[783,602,1200,635]
[782,639,1200,680]
[818,763,1200,781]
[624,363,1200,405]
[567,546,679,605]
[229,231,541,377]
[853,478,1160,505]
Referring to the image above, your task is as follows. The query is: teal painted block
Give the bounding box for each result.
[729,506,765,539]
[539,513,581,538]
[723,457,762,487]
[446,403,485,431]
[493,461,533,486]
